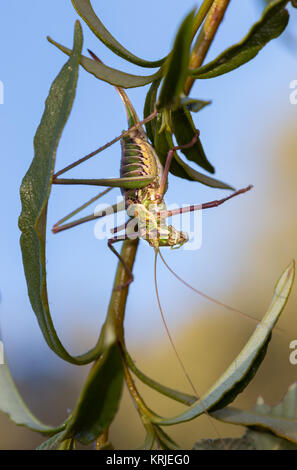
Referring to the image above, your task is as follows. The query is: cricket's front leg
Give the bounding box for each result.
[157,131,200,200]
[108,235,135,290]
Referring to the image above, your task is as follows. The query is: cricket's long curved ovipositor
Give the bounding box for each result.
[52,50,252,289]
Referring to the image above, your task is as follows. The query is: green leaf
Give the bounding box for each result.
[152,261,295,426]
[143,78,161,144]
[36,431,66,450]
[63,343,124,444]
[154,114,233,189]
[47,37,162,88]
[19,22,103,364]
[171,105,215,174]
[125,349,197,406]
[212,381,297,444]
[71,0,166,68]
[191,0,290,79]
[154,118,191,180]
[247,429,297,450]
[153,426,179,450]
[180,97,212,113]
[0,363,63,435]
[57,438,76,450]
[158,9,195,110]
[193,435,257,450]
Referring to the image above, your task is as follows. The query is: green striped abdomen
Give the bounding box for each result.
[120,130,163,207]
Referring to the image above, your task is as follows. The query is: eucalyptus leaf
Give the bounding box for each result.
[180,97,212,113]
[154,114,233,189]
[247,429,297,450]
[154,118,192,180]
[152,261,295,426]
[47,37,161,88]
[36,431,66,450]
[19,22,103,364]
[63,343,124,444]
[154,425,179,450]
[143,78,161,144]
[169,151,233,189]
[0,363,62,435]
[192,0,290,79]
[193,435,256,450]
[171,105,215,174]
[125,349,197,406]
[212,381,297,443]
[158,9,195,110]
[71,0,166,68]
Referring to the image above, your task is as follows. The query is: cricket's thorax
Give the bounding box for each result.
[120,129,164,208]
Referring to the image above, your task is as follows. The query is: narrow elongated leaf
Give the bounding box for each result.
[193,435,256,450]
[63,343,124,444]
[47,37,162,88]
[154,118,191,180]
[144,78,161,144]
[71,0,166,68]
[154,115,233,189]
[158,9,195,110]
[212,381,297,443]
[154,426,179,450]
[191,0,290,79]
[36,431,66,450]
[0,363,63,435]
[125,349,196,406]
[152,261,295,426]
[180,97,212,113]
[247,429,297,450]
[171,106,214,174]
[19,22,103,364]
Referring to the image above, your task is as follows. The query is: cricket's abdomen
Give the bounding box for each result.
[120,130,163,207]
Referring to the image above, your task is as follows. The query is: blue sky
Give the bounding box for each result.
[1,0,297,379]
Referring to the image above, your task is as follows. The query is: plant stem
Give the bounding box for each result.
[184,0,231,96]
[107,239,139,342]
[122,357,158,422]
[192,0,215,40]
[95,428,109,450]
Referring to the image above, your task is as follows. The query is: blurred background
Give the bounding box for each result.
[0,0,297,449]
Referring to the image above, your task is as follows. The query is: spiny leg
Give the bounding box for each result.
[52,175,154,189]
[53,114,157,178]
[110,219,130,235]
[163,185,253,218]
[52,199,125,234]
[157,131,200,199]
[108,233,140,290]
[53,187,113,232]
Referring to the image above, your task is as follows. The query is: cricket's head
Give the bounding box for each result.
[148,225,189,249]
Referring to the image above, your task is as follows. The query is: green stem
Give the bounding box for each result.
[184,0,231,96]
[192,0,215,40]
[122,357,159,422]
[107,239,139,342]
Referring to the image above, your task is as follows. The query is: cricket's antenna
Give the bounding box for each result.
[154,250,198,397]
[154,249,227,448]
[158,250,281,330]
[159,251,285,334]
